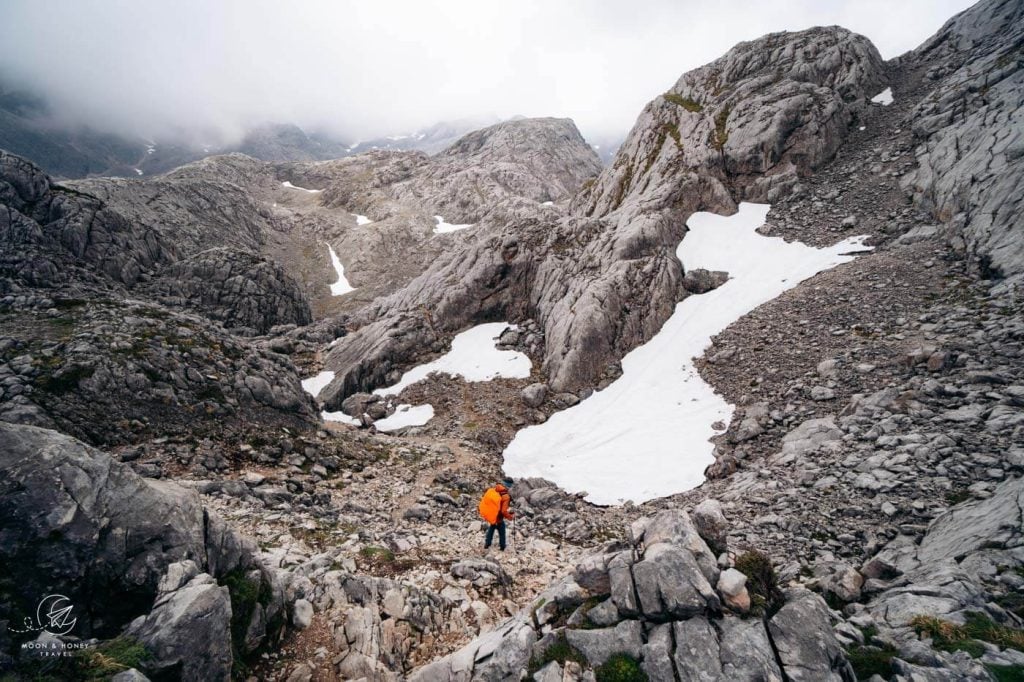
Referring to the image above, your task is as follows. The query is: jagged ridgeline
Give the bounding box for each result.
[1,0,1023,680]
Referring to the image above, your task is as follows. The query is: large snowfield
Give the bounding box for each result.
[503,203,871,505]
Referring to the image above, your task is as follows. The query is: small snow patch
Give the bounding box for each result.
[321,409,360,426]
[353,214,373,225]
[375,322,530,397]
[327,244,355,296]
[282,181,322,193]
[871,87,893,106]
[433,215,473,234]
[374,404,435,432]
[301,371,335,398]
[134,168,143,176]
[541,201,554,206]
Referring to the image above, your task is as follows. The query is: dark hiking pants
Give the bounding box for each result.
[484,521,506,550]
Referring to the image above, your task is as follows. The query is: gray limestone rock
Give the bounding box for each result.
[916,475,1023,565]
[633,544,720,619]
[565,619,643,667]
[125,573,233,682]
[0,422,285,655]
[769,588,855,681]
[900,0,1024,285]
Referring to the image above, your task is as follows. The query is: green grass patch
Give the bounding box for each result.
[35,364,95,394]
[945,489,970,505]
[911,612,1024,658]
[595,653,648,682]
[845,643,897,681]
[713,105,731,150]
[359,545,395,563]
[988,665,1024,682]
[73,637,151,680]
[663,93,703,112]
[221,567,273,678]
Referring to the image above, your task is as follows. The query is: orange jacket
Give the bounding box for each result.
[495,484,515,520]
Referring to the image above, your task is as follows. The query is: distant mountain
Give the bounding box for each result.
[345,115,502,155]
[0,79,624,177]
[583,130,626,164]
[235,123,351,163]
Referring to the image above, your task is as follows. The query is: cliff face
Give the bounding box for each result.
[899,0,1024,284]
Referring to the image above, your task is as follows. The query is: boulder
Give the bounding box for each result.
[633,544,720,619]
[292,599,313,629]
[0,422,285,663]
[769,588,855,681]
[565,620,643,667]
[521,383,548,408]
[125,573,233,682]
[691,498,729,553]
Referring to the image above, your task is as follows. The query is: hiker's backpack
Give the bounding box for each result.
[478,488,502,525]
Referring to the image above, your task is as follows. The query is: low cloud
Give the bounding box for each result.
[0,0,975,144]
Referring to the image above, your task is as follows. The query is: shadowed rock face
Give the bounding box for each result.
[0,422,285,649]
[1,150,173,288]
[899,0,1024,284]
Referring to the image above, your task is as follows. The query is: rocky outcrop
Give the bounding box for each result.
[411,117,604,221]
[140,247,312,334]
[0,149,172,288]
[0,422,288,676]
[581,26,886,218]
[899,0,1024,285]
[411,509,854,681]
[0,297,318,446]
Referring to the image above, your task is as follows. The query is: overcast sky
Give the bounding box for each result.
[0,0,975,145]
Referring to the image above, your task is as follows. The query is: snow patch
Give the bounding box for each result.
[871,87,894,106]
[301,370,335,398]
[433,215,474,234]
[541,201,554,206]
[327,244,355,296]
[375,322,530,396]
[353,214,373,225]
[321,409,360,426]
[282,181,322,193]
[503,203,872,506]
[374,404,435,432]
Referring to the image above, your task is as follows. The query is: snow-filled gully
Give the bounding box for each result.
[503,203,871,505]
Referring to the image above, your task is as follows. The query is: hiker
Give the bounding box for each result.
[479,479,515,552]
